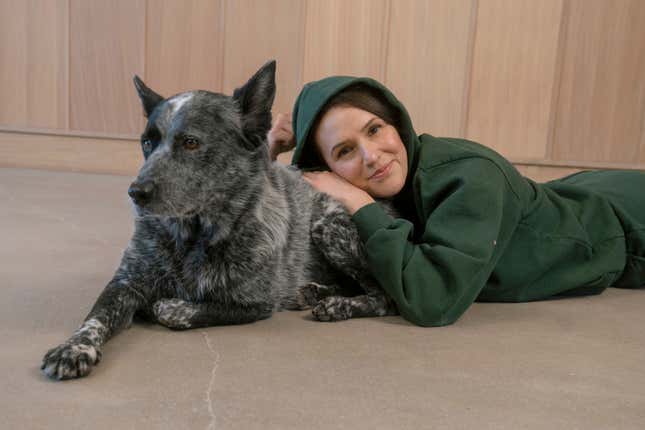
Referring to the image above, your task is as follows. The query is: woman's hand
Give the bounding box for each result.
[303,171,375,215]
[267,113,295,161]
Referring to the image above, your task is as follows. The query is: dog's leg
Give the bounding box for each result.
[41,223,159,381]
[312,294,395,322]
[41,279,147,380]
[152,298,273,330]
[311,202,370,281]
[310,201,398,319]
[289,282,349,309]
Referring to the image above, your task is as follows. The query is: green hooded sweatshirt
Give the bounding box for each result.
[291,76,645,327]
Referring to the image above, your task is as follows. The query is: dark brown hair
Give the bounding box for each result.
[301,83,402,168]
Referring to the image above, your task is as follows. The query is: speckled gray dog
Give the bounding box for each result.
[41,61,398,380]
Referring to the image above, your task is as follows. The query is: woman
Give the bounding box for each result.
[268,76,645,327]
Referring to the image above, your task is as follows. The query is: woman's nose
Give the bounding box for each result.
[359,140,380,165]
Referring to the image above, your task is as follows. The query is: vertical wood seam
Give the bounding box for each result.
[299,0,308,89]
[142,0,148,81]
[140,0,148,132]
[461,0,479,138]
[66,0,71,131]
[300,0,310,86]
[218,0,227,92]
[639,64,645,162]
[639,91,645,162]
[381,0,391,84]
[546,0,569,163]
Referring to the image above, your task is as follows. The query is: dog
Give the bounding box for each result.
[41,60,398,380]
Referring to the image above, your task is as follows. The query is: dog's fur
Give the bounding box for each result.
[41,61,398,380]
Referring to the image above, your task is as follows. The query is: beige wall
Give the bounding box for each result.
[1,0,644,181]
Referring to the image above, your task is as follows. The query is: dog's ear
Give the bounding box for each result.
[133,76,164,118]
[232,60,276,145]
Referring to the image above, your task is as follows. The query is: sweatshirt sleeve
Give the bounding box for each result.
[351,158,522,326]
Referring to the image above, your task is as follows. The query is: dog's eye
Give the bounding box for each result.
[142,139,152,152]
[183,136,200,150]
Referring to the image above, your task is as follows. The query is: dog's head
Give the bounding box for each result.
[128,60,276,221]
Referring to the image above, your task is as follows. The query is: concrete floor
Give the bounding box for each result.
[1,167,644,430]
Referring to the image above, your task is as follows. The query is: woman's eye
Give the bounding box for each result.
[337,146,352,158]
[367,125,381,136]
[183,136,200,150]
[142,139,152,152]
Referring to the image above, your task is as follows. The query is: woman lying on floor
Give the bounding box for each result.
[267,75,645,327]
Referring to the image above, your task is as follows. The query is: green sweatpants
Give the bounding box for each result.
[556,170,645,288]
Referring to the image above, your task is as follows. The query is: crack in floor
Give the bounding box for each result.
[201,330,220,430]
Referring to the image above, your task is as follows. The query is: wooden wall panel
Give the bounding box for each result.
[146,0,224,98]
[385,0,474,137]
[515,165,581,183]
[641,119,645,164]
[466,0,563,159]
[302,0,389,83]
[0,0,68,129]
[222,0,305,114]
[1,0,643,175]
[0,131,140,175]
[69,0,145,135]
[552,0,645,164]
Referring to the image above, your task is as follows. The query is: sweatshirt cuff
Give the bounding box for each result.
[351,202,394,243]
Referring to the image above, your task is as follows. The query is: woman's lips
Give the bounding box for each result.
[369,161,393,180]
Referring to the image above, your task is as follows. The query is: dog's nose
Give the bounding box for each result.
[128,181,154,206]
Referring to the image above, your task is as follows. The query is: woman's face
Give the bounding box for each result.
[314,105,408,198]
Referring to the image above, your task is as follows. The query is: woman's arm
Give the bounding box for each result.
[302,171,375,214]
[351,158,523,326]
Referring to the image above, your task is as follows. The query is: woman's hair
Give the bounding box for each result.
[302,83,402,168]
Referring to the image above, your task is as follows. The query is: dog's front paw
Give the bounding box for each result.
[312,296,352,322]
[295,282,342,309]
[153,298,198,330]
[41,342,102,380]
[295,282,324,309]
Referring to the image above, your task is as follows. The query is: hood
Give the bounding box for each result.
[290,76,420,174]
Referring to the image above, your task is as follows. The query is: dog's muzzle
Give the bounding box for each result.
[128,180,155,206]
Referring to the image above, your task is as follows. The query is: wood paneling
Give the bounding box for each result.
[146,0,224,98]
[515,165,581,183]
[302,0,389,83]
[641,116,645,164]
[1,0,643,174]
[69,0,145,135]
[0,131,140,176]
[222,0,305,114]
[0,0,68,129]
[385,0,474,137]
[466,0,563,159]
[552,0,645,164]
